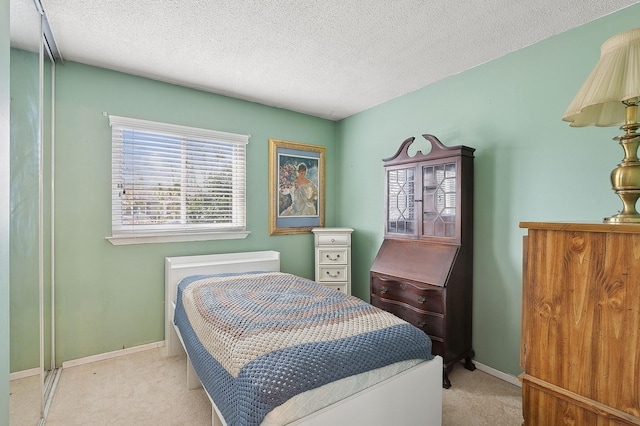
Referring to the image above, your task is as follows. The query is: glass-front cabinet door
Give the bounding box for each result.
[422,160,458,239]
[385,165,416,237]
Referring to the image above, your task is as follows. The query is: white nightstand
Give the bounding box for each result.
[311,228,354,294]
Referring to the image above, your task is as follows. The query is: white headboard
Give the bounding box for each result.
[164,250,280,356]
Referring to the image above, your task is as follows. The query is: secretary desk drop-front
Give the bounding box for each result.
[370,134,475,388]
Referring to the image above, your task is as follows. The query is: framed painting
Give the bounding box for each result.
[269,139,325,235]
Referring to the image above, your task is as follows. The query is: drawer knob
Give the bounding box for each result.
[380,286,388,294]
[417,296,426,304]
[331,238,335,242]
[325,254,341,261]
[326,271,341,278]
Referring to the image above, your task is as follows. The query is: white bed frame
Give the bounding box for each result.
[165,251,443,426]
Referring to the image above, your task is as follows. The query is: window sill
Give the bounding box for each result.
[106,230,251,246]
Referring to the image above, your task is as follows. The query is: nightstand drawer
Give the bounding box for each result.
[322,283,348,293]
[317,265,348,282]
[316,234,350,246]
[317,248,348,265]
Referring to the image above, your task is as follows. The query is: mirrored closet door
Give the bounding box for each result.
[9,0,59,423]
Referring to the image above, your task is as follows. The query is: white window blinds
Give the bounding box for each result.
[109,115,248,243]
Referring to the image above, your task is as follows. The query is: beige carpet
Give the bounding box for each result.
[45,348,210,426]
[9,374,42,426]
[11,347,523,425]
[443,365,522,425]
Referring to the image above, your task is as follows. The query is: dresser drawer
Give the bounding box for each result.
[371,295,445,338]
[316,234,350,246]
[318,265,348,282]
[429,337,444,358]
[371,275,444,314]
[317,248,348,265]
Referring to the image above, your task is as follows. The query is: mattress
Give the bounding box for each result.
[262,358,423,425]
[174,271,434,425]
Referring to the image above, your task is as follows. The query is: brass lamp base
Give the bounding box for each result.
[604,101,640,224]
[604,212,640,223]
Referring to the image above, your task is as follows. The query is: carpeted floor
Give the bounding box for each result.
[9,374,41,426]
[443,365,522,425]
[10,347,523,425]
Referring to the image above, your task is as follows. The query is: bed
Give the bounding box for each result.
[165,250,443,426]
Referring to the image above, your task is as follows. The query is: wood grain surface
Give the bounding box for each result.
[520,223,640,425]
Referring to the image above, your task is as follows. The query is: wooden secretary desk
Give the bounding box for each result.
[520,222,640,425]
[370,134,475,388]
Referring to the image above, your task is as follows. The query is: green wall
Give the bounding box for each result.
[1,0,11,421]
[50,62,337,364]
[336,5,640,376]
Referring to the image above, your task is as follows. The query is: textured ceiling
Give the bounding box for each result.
[9,0,640,120]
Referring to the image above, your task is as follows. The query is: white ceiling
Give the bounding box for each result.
[9,0,640,120]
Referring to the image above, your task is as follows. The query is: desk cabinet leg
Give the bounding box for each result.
[443,367,451,389]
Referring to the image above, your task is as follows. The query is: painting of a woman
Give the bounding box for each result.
[279,163,318,216]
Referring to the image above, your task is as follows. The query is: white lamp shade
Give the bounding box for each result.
[563,27,640,127]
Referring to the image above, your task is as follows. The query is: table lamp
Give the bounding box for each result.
[563,27,640,223]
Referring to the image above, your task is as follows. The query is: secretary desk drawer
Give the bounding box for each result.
[371,295,445,338]
[317,248,348,265]
[371,275,444,314]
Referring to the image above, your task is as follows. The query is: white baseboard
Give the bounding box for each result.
[61,341,165,369]
[10,367,40,381]
[473,361,522,388]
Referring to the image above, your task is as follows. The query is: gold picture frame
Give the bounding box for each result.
[269,139,325,235]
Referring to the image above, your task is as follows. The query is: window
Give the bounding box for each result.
[108,115,249,245]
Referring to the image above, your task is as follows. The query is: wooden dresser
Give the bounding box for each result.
[520,222,640,425]
[371,135,475,388]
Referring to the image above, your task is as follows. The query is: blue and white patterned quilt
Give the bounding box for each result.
[174,271,433,426]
